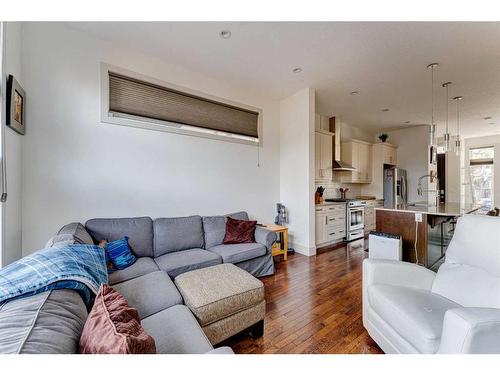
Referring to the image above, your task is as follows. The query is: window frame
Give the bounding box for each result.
[100,63,263,146]
[468,145,494,208]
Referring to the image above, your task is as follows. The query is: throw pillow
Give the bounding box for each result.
[105,236,136,270]
[79,284,156,354]
[99,240,115,274]
[223,216,257,244]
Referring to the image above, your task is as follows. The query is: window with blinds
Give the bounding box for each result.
[102,65,261,144]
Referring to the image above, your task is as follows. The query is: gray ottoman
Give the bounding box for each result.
[174,263,265,345]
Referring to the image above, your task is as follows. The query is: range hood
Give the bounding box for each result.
[331,116,356,171]
[332,160,356,171]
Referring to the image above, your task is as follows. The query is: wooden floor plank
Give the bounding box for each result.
[221,241,383,354]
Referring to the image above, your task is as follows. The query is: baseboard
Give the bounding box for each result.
[290,242,316,256]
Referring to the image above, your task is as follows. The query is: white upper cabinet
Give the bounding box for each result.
[315,132,322,180]
[380,143,397,165]
[315,114,335,133]
[315,131,333,181]
[362,142,398,199]
[340,140,372,184]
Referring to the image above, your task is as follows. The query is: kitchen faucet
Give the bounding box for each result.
[417,172,440,203]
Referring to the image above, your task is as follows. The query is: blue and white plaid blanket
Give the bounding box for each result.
[0,244,108,307]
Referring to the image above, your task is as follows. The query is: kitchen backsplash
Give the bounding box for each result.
[315,181,362,199]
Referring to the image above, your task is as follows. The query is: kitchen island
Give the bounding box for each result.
[375,203,483,268]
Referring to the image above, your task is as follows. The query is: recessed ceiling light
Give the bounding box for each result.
[350,91,359,95]
[219,30,231,39]
[381,108,390,112]
[483,116,493,120]
[292,67,302,74]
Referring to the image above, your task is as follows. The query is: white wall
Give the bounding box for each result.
[0,22,23,266]
[386,126,430,204]
[21,23,281,253]
[280,88,316,255]
[340,122,376,144]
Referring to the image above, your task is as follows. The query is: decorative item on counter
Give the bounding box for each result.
[315,186,325,204]
[339,187,349,200]
[378,133,388,143]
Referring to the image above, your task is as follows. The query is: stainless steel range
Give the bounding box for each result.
[325,198,366,241]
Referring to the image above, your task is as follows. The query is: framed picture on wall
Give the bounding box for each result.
[6,74,26,135]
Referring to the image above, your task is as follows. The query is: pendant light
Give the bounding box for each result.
[427,63,439,146]
[442,82,452,152]
[453,95,463,156]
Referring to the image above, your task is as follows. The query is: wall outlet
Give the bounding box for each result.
[415,213,423,223]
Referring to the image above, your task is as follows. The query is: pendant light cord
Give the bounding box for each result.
[452,96,463,155]
[427,63,439,146]
[445,84,449,135]
[431,66,435,129]
[442,81,452,152]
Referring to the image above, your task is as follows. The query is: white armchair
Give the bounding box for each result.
[362,214,500,354]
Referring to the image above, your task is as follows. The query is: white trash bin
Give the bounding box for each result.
[368,231,402,261]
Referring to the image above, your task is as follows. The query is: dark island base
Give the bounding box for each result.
[375,210,429,267]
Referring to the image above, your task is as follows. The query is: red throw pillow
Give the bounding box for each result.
[223,216,257,244]
[79,284,156,354]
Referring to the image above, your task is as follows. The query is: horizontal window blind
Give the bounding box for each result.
[108,72,259,138]
[470,159,494,166]
[469,146,494,166]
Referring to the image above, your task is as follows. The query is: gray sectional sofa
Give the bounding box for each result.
[85,211,276,282]
[0,211,276,354]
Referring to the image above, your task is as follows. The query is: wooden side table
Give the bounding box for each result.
[262,224,288,261]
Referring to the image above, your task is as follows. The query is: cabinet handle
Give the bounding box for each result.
[325,216,327,225]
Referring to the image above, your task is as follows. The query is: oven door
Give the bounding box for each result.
[348,207,365,231]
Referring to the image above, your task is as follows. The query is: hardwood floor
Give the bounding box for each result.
[222,239,383,354]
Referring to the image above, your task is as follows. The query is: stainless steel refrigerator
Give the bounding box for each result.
[383,167,407,208]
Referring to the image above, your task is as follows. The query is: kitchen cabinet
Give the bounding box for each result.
[315,203,346,246]
[315,131,333,181]
[340,140,372,183]
[315,114,335,133]
[361,142,398,199]
[364,199,384,234]
[381,144,397,165]
[315,211,327,244]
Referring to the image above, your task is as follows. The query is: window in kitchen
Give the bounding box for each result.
[469,146,494,208]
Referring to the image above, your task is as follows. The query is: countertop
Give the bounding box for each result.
[315,197,383,206]
[315,198,384,208]
[375,202,484,216]
[315,201,346,207]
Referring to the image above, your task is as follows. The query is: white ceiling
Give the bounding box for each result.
[66,22,500,138]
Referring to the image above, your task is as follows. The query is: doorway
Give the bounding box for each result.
[437,153,446,204]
